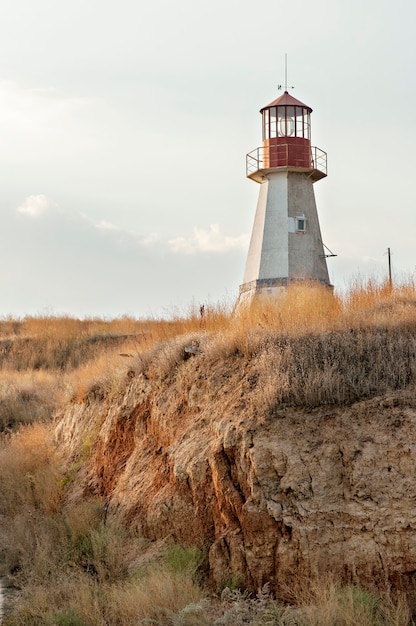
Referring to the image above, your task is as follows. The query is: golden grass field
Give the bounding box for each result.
[0,279,416,624]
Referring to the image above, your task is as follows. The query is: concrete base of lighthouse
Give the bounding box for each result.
[238,168,332,306]
[238,277,333,308]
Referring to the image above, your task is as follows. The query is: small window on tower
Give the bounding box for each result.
[296,217,306,232]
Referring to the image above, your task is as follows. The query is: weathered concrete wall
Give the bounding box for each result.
[242,172,289,285]
[287,172,330,283]
[240,168,330,302]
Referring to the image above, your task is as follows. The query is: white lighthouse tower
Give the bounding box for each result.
[239,88,331,303]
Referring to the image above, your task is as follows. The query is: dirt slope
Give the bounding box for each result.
[55,331,416,591]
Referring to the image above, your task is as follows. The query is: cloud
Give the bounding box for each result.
[16,199,248,262]
[17,194,60,217]
[17,198,121,234]
[3,202,245,318]
[168,223,249,254]
[95,220,120,231]
[141,232,161,247]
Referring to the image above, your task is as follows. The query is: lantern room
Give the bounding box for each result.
[260,90,312,169]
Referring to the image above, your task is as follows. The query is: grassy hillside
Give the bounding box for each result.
[1,280,416,624]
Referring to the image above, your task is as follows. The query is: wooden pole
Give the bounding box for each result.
[388,247,392,288]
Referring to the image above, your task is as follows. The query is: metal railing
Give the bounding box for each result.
[246,145,327,178]
[311,146,327,175]
[246,147,264,176]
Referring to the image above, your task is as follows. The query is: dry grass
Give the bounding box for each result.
[1,280,415,408]
[0,307,232,421]
[0,370,62,431]
[234,282,342,338]
[0,421,415,624]
[242,323,416,410]
[215,581,413,625]
[234,279,416,338]
[2,281,416,623]
[0,423,62,516]
[284,575,413,626]
[0,424,207,625]
[3,569,207,626]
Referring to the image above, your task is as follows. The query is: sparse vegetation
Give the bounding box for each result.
[1,279,416,623]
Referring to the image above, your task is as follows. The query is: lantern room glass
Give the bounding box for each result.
[262,105,310,140]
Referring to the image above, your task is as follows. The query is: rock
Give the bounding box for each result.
[55,351,416,593]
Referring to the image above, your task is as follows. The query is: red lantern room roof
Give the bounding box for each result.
[260,90,312,113]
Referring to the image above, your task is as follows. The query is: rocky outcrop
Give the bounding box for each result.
[55,334,416,592]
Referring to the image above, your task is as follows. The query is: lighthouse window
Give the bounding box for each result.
[295,107,303,138]
[263,108,269,140]
[303,108,311,140]
[277,106,285,136]
[263,104,311,140]
[263,108,278,140]
[286,106,295,136]
[296,217,306,232]
[269,107,277,138]
[277,106,296,137]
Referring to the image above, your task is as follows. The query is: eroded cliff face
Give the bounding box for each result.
[55,336,416,591]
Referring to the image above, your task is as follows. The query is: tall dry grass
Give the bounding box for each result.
[3,570,207,626]
[1,281,416,623]
[234,278,416,338]
[0,307,232,424]
[216,582,413,625]
[1,279,414,412]
[0,424,207,625]
[0,370,61,431]
[114,280,416,411]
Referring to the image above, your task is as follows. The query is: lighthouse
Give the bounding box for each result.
[238,88,332,304]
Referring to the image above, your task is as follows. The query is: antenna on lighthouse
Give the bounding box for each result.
[278,53,294,92]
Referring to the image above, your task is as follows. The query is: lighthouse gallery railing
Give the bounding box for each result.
[246,145,327,178]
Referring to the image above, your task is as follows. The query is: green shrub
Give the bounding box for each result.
[163,544,205,578]
[53,610,87,626]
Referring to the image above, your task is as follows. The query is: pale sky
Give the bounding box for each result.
[1,0,415,318]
